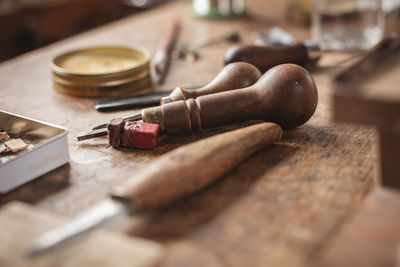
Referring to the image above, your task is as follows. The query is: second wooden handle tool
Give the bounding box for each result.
[112,122,283,210]
[142,64,318,133]
[29,122,282,255]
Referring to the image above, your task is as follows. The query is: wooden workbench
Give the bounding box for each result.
[0,1,377,266]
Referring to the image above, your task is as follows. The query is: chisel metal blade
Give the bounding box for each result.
[26,199,132,257]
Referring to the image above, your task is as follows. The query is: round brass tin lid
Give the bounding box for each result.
[52,46,151,97]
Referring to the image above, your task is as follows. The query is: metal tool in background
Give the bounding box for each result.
[90,62,261,130]
[224,25,382,73]
[151,19,181,85]
[28,122,283,257]
[173,31,240,62]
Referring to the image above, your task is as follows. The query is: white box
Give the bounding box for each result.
[0,110,69,193]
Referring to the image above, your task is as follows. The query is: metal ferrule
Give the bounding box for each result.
[160,96,172,104]
[303,40,322,61]
[141,106,165,131]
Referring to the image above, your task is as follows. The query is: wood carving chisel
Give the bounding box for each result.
[28,122,283,257]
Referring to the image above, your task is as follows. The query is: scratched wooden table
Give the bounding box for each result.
[0,1,376,266]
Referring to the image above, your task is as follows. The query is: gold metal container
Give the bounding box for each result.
[52,46,151,97]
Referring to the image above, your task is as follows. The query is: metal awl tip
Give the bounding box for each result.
[26,199,132,257]
[77,128,108,141]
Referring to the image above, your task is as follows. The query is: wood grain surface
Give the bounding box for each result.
[112,122,282,210]
[0,201,163,267]
[0,1,377,266]
[332,37,400,189]
[315,187,400,267]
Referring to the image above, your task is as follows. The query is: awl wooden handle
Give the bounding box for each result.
[111,122,283,211]
[142,64,318,133]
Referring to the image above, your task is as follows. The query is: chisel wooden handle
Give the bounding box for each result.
[224,44,309,73]
[112,122,282,211]
[161,62,262,103]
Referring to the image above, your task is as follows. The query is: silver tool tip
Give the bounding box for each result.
[77,128,108,141]
[25,199,130,257]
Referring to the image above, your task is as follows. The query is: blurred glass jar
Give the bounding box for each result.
[312,0,384,51]
[192,0,246,18]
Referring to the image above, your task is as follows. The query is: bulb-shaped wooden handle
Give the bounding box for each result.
[111,122,282,211]
[142,64,318,133]
[224,44,309,73]
[161,62,262,104]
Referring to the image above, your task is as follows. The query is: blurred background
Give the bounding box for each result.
[0,0,169,62]
[1,0,400,63]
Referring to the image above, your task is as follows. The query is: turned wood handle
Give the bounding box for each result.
[162,62,262,103]
[111,122,282,211]
[224,44,309,73]
[153,64,318,134]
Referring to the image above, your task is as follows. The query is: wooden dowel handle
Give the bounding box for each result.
[111,122,282,211]
[155,64,318,133]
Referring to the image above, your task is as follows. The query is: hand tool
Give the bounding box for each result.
[77,63,318,141]
[152,19,181,84]
[29,122,283,256]
[225,26,381,73]
[224,27,321,73]
[90,62,262,130]
[224,42,320,73]
[174,31,240,62]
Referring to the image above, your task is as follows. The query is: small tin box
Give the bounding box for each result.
[0,110,69,193]
[51,46,151,98]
